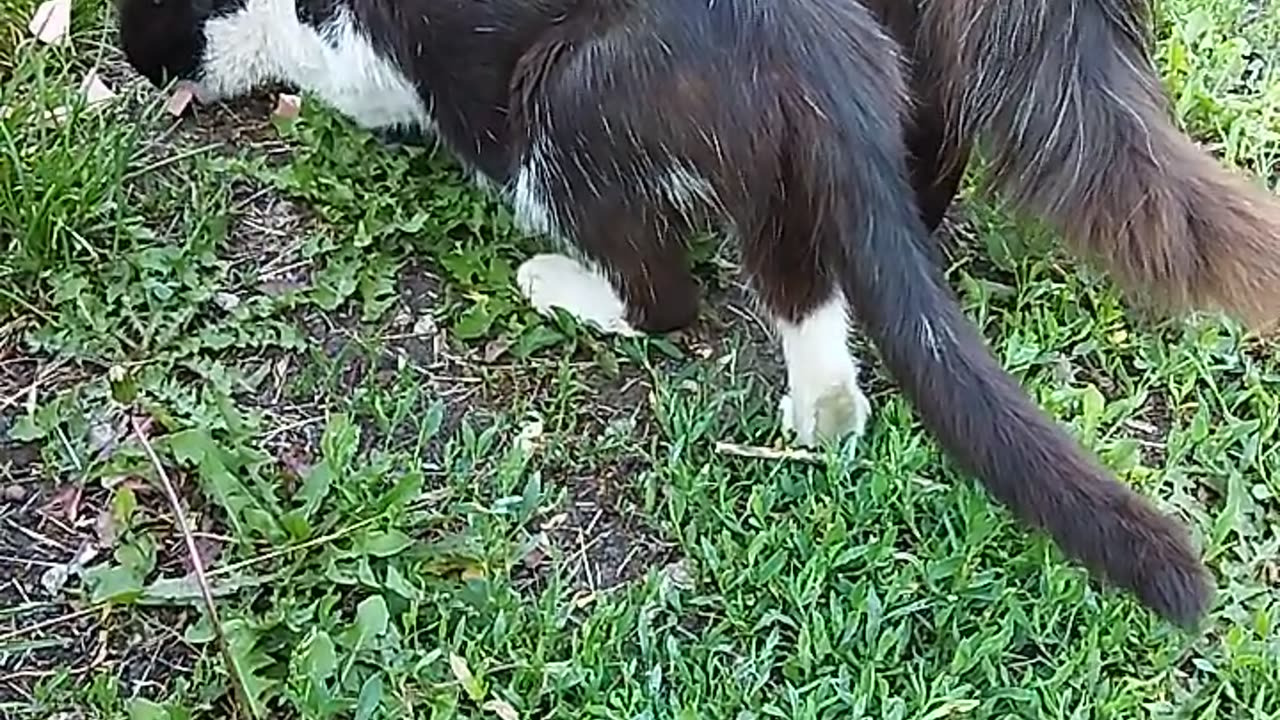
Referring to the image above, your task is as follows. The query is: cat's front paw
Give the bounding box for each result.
[516,254,637,337]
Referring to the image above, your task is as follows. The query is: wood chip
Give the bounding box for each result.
[272,93,302,120]
[713,441,824,464]
[165,83,197,117]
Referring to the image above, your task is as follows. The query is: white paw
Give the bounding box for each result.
[779,377,872,448]
[516,254,637,336]
[773,293,871,448]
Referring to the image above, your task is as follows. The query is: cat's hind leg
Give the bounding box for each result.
[773,292,872,447]
[740,200,872,448]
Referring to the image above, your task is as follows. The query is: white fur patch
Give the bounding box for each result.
[199,0,429,131]
[775,293,871,447]
[510,135,563,240]
[660,165,716,217]
[516,254,637,337]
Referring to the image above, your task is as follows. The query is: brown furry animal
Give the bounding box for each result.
[877,0,1280,331]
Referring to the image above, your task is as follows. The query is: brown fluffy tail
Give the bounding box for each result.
[921,0,1280,330]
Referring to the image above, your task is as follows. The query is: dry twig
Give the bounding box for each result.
[131,416,251,720]
[0,604,97,644]
[713,441,825,464]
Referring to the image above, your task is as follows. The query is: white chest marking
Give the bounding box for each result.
[200,0,431,131]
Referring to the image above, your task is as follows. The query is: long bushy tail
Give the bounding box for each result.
[786,1,1213,626]
[920,0,1280,330]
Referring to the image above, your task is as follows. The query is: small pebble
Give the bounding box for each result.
[2,484,29,502]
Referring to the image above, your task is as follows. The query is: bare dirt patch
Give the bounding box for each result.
[527,457,677,594]
[0,479,204,705]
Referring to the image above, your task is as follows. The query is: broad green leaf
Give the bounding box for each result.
[224,619,276,719]
[139,572,267,605]
[354,595,389,645]
[167,428,215,465]
[517,472,542,525]
[354,674,384,720]
[114,534,156,577]
[379,470,424,512]
[127,698,170,720]
[112,485,138,529]
[183,614,217,644]
[449,653,485,702]
[303,630,338,681]
[320,412,359,469]
[384,564,416,600]
[85,565,144,605]
[358,529,414,558]
[294,460,336,520]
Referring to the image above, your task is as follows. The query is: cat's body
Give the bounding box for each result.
[117,0,1212,626]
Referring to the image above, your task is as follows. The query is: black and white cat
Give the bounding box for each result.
[116,0,1212,626]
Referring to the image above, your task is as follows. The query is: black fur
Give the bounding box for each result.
[115,0,1213,626]
[117,0,246,87]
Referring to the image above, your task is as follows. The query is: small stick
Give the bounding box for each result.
[131,417,250,720]
[0,605,97,644]
[207,515,380,578]
[0,358,67,412]
[713,441,825,464]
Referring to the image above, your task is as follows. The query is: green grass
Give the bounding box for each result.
[1,0,1278,717]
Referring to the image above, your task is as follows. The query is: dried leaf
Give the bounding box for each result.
[186,533,225,573]
[45,69,118,124]
[661,559,695,590]
[520,532,549,569]
[39,564,71,596]
[2,484,29,502]
[89,416,122,457]
[278,445,312,484]
[44,483,82,524]
[95,505,119,548]
[449,653,485,701]
[412,313,437,337]
[28,0,71,45]
[40,542,99,596]
[514,419,544,455]
[213,291,241,311]
[482,337,511,363]
[272,93,302,120]
[81,70,116,106]
[482,699,520,720]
